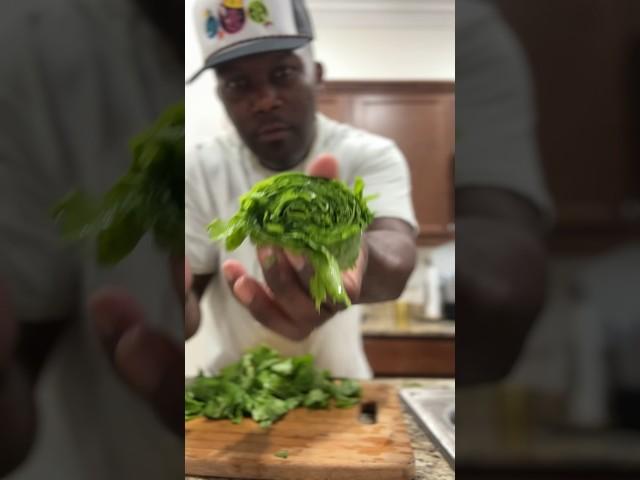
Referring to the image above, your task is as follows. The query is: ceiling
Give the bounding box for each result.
[306,0,455,29]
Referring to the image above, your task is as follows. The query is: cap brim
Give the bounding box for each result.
[186,36,311,84]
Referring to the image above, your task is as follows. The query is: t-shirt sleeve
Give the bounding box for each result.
[185,146,220,275]
[351,139,419,233]
[456,0,554,217]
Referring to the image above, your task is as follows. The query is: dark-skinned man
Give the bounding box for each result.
[185,0,418,378]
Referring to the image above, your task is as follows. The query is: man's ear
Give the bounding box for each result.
[314,62,324,85]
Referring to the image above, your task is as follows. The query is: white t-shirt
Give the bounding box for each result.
[0,1,183,479]
[456,0,553,216]
[185,113,418,379]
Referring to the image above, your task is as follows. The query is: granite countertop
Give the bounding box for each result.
[186,378,455,480]
[361,312,455,339]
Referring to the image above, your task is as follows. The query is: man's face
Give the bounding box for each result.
[215,50,319,171]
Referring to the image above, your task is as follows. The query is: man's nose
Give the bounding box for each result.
[252,84,282,113]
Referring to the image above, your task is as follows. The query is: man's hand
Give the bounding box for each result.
[456,188,548,385]
[174,257,200,339]
[90,257,192,435]
[223,244,368,342]
[221,155,368,341]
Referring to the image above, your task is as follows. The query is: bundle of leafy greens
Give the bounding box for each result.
[52,102,184,265]
[208,172,374,308]
[185,345,361,428]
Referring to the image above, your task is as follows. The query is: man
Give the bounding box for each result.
[0,0,185,477]
[456,0,553,384]
[185,0,418,378]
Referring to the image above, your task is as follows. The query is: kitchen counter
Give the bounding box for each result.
[362,315,455,338]
[457,385,640,470]
[186,378,455,480]
[361,303,455,339]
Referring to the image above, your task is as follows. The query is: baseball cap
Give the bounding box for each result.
[188,0,314,83]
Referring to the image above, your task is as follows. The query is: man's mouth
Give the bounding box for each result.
[256,122,292,142]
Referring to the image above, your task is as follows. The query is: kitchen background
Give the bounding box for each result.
[458,1,640,477]
[185,0,456,380]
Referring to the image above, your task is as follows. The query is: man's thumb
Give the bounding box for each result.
[307,153,339,179]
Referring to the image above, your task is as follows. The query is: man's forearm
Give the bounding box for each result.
[359,227,417,304]
[456,188,549,384]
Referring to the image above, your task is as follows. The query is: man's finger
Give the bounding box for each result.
[185,291,200,340]
[283,249,318,291]
[170,257,186,303]
[112,323,183,434]
[232,275,309,341]
[341,244,368,302]
[306,153,339,179]
[90,289,142,357]
[259,248,319,321]
[184,258,193,294]
[89,289,183,435]
[222,259,247,288]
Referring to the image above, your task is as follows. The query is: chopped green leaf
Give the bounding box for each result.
[208,173,375,308]
[185,346,361,426]
[274,450,289,459]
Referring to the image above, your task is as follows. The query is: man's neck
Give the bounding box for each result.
[258,156,306,172]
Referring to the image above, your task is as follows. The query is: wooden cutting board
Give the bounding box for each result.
[185,383,415,480]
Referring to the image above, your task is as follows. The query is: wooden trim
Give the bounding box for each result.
[318,81,454,95]
[363,336,455,377]
[418,232,455,247]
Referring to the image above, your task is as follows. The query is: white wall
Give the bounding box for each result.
[185,0,455,146]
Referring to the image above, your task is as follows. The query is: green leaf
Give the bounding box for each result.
[274,450,289,459]
[52,102,185,265]
[207,172,375,308]
[303,388,330,409]
[184,345,361,426]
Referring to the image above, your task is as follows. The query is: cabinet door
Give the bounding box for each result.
[353,93,455,242]
[495,0,640,250]
[316,93,352,123]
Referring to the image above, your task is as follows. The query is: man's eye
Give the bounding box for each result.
[273,67,296,81]
[225,79,248,91]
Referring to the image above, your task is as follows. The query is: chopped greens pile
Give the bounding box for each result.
[208,172,375,308]
[185,346,361,428]
[52,103,184,265]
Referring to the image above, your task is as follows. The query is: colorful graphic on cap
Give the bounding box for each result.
[204,9,219,38]
[248,0,272,26]
[219,0,246,34]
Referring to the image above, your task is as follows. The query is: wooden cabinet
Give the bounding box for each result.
[317,82,455,245]
[363,336,455,377]
[494,0,640,252]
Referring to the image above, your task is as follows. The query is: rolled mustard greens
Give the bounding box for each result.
[208,172,375,308]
